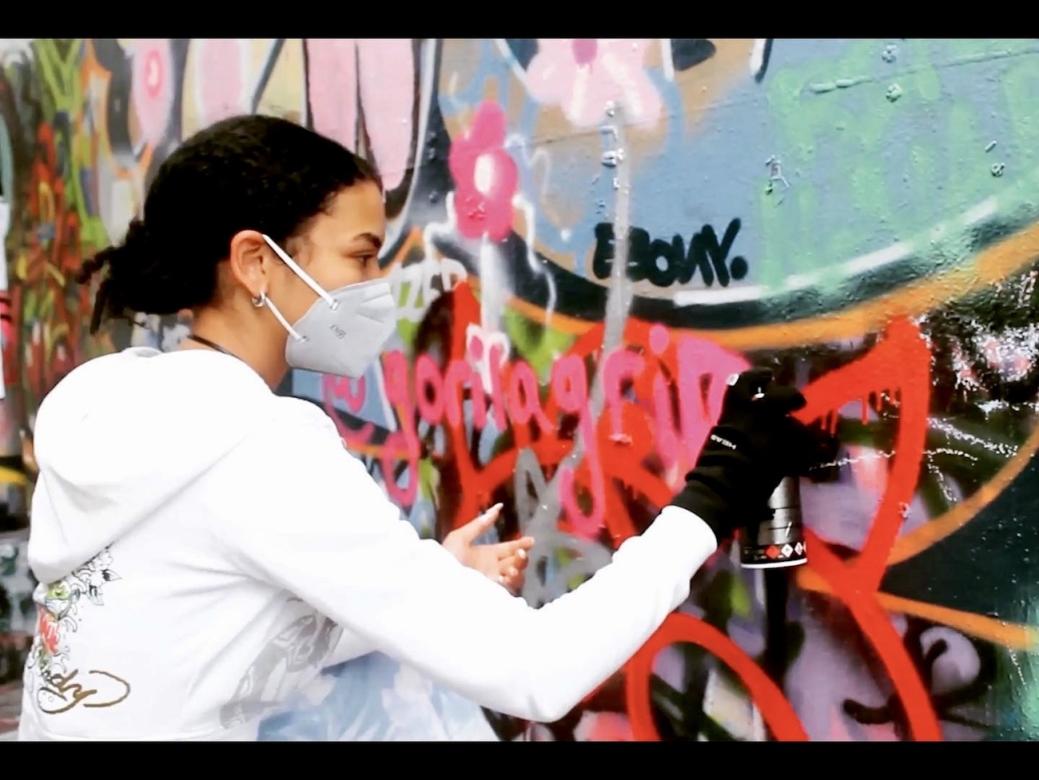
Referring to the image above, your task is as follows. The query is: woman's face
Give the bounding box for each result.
[265,180,387,325]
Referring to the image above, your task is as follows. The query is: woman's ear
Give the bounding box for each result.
[227,229,272,299]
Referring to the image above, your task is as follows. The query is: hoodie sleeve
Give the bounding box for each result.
[220,401,718,724]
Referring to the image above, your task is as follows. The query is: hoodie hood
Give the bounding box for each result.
[28,347,273,584]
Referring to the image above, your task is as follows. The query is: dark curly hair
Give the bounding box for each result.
[77,114,380,333]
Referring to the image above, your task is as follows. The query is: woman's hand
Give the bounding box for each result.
[442,503,534,594]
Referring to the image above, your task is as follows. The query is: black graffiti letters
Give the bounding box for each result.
[592,219,749,288]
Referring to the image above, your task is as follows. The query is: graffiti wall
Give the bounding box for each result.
[1,38,1038,741]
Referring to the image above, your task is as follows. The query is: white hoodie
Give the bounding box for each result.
[17,346,718,741]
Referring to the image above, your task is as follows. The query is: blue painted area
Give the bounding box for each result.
[291,365,394,430]
[259,652,497,741]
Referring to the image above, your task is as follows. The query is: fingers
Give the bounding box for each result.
[729,368,774,396]
[499,551,530,574]
[480,502,505,526]
[782,417,839,475]
[493,543,532,593]
[451,503,503,544]
[727,368,806,415]
[497,554,528,593]
[495,536,535,560]
[501,574,525,594]
[760,384,807,414]
[735,367,774,386]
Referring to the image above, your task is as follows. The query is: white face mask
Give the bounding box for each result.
[259,234,397,378]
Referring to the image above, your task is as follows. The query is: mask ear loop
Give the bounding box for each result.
[260,234,339,311]
[253,289,305,342]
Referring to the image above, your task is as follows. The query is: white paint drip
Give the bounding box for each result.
[519,107,634,598]
[478,234,508,337]
[513,193,558,314]
[660,38,675,82]
[504,133,556,219]
[750,39,770,78]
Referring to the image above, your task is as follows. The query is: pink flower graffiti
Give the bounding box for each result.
[306,39,416,192]
[448,102,518,242]
[126,39,175,148]
[191,39,251,126]
[524,39,663,128]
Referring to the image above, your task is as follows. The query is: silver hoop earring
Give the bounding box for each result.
[252,292,266,308]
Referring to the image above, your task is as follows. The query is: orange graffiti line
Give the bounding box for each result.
[890,422,1039,565]
[384,226,426,270]
[496,284,595,336]
[337,438,387,459]
[797,568,1039,651]
[498,218,1039,349]
[625,613,809,741]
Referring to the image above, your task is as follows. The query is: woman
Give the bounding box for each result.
[18,115,821,740]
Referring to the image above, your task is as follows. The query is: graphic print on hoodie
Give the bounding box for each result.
[26,548,130,715]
